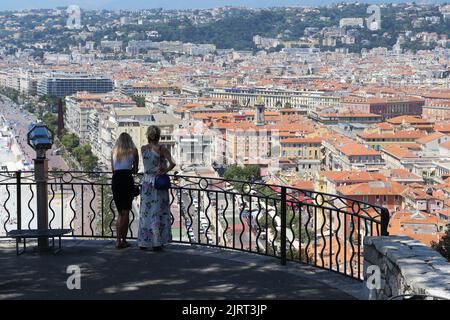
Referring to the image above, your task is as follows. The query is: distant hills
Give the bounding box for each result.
[0,0,443,11]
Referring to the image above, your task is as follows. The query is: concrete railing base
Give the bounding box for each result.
[363,236,450,300]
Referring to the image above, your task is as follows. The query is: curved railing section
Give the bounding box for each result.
[0,170,390,280]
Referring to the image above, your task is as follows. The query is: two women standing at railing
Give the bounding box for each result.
[111,126,176,251]
[111,132,139,249]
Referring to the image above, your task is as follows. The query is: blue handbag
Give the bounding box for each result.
[154,145,171,190]
[154,174,171,190]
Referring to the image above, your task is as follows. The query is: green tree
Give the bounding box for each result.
[131,95,146,108]
[224,164,261,181]
[40,113,58,133]
[242,164,261,181]
[0,87,19,103]
[61,133,80,152]
[81,154,99,172]
[72,144,98,171]
[223,164,242,181]
[432,225,450,262]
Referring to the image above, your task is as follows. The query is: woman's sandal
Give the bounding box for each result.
[116,242,127,249]
[122,241,131,248]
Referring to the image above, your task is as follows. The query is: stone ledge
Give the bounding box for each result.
[363,236,450,300]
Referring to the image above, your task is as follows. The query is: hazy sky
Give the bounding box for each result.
[0,0,445,11]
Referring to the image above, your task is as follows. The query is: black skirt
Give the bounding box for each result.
[112,170,134,211]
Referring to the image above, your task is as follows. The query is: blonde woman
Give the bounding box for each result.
[138,125,176,251]
[111,132,139,249]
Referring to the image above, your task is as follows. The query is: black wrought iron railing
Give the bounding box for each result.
[0,170,390,280]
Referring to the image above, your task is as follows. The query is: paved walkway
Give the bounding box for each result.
[0,239,362,300]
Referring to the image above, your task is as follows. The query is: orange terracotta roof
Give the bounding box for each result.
[322,171,387,183]
[338,142,381,156]
[342,96,425,104]
[402,143,422,150]
[391,168,422,180]
[382,145,416,158]
[422,91,450,100]
[337,181,407,196]
[319,112,381,118]
[440,141,450,149]
[184,104,205,111]
[290,180,314,190]
[375,122,395,130]
[281,137,322,144]
[416,132,446,144]
[435,123,450,133]
[387,115,432,125]
[358,130,426,140]
[389,211,445,246]
[403,187,430,200]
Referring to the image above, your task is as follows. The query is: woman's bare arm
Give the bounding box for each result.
[160,146,176,174]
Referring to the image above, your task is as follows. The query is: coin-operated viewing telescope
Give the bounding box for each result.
[27,123,54,159]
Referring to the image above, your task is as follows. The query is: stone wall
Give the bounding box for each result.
[363,236,450,300]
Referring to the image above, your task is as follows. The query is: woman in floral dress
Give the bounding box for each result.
[138,125,176,251]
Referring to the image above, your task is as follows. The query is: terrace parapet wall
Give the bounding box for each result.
[363,236,450,300]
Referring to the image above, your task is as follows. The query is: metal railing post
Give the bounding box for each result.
[16,170,21,232]
[280,186,287,265]
[380,207,390,236]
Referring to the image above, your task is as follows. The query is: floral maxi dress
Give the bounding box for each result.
[137,148,172,248]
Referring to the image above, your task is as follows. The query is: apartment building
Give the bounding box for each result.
[341,97,425,119]
[315,171,388,195]
[0,68,43,95]
[38,72,113,97]
[308,111,382,124]
[65,97,101,143]
[323,139,385,172]
[65,92,137,143]
[337,180,407,212]
[209,88,340,109]
[403,187,445,214]
[422,102,450,121]
[357,130,426,151]
[416,132,450,152]
[386,115,435,132]
[339,18,364,28]
[280,137,323,174]
[120,82,179,97]
[173,125,213,167]
[389,210,447,246]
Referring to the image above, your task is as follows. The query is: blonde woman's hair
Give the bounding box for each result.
[146,125,161,143]
[113,132,136,162]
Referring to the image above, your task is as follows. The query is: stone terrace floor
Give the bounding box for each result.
[0,239,364,300]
